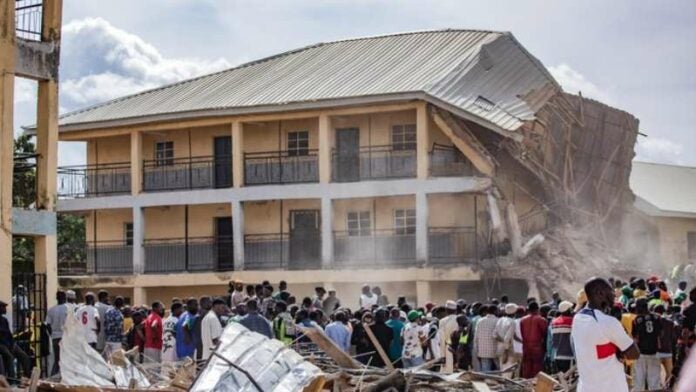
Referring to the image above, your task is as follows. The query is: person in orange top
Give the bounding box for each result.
[658,281,671,303]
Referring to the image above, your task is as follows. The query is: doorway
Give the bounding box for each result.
[213,136,232,188]
[289,210,321,269]
[334,128,360,182]
[215,217,234,270]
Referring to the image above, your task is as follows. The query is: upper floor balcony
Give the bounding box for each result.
[244,150,319,185]
[15,0,43,41]
[58,162,131,198]
[143,155,231,192]
[331,145,416,182]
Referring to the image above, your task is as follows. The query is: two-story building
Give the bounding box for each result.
[53,29,559,307]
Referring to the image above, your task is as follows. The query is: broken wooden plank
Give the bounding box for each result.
[431,107,497,176]
[534,372,558,392]
[362,323,395,372]
[299,326,361,369]
[471,381,492,392]
[28,368,40,392]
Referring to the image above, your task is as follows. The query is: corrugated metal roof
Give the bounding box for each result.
[57,29,560,133]
[631,161,696,218]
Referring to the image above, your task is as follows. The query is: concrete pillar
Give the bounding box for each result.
[321,197,333,269]
[0,0,16,308]
[232,200,245,271]
[232,121,244,188]
[132,287,146,307]
[130,131,142,195]
[416,191,429,263]
[318,113,332,183]
[35,80,59,306]
[132,206,145,274]
[416,102,430,179]
[416,280,432,308]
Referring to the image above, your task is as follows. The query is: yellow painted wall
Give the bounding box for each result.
[86,209,132,243]
[332,196,415,232]
[142,203,231,240]
[331,110,416,148]
[427,116,452,148]
[243,118,319,154]
[243,199,321,234]
[88,135,131,165]
[656,217,696,270]
[428,194,478,227]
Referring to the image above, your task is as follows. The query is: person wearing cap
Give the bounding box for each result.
[76,292,101,349]
[359,285,378,310]
[449,314,472,370]
[0,300,32,379]
[550,301,575,372]
[438,300,459,372]
[65,290,77,305]
[495,303,518,372]
[401,310,426,368]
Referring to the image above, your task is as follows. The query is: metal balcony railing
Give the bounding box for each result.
[58,241,132,275]
[333,229,418,268]
[143,236,234,273]
[142,155,231,192]
[332,145,416,182]
[57,163,131,198]
[244,233,321,270]
[429,144,474,177]
[15,0,42,41]
[428,226,478,265]
[244,150,319,185]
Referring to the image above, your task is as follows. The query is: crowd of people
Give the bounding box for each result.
[1,276,696,391]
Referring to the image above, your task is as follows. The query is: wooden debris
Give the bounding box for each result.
[534,372,558,392]
[28,368,40,392]
[362,323,395,372]
[300,326,361,369]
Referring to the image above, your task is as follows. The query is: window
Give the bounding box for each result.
[155,141,174,166]
[688,232,696,260]
[394,209,416,235]
[391,124,416,151]
[347,211,371,236]
[124,223,133,246]
[287,131,309,156]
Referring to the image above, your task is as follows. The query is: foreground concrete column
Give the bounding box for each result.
[232,121,244,188]
[318,113,332,183]
[0,0,16,311]
[132,287,146,307]
[321,197,333,269]
[132,206,145,274]
[232,200,245,271]
[35,80,59,306]
[415,191,429,263]
[416,280,432,307]
[416,102,430,179]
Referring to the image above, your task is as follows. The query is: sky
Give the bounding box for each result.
[13,0,696,167]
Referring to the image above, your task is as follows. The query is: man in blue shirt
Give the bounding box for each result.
[103,296,125,353]
[176,298,198,359]
[385,308,405,366]
[240,300,273,339]
[325,311,351,352]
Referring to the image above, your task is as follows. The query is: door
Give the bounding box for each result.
[335,128,360,182]
[214,136,232,188]
[216,217,234,271]
[289,210,321,269]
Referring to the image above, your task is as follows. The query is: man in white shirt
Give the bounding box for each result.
[45,291,68,375]
[438,301,460,373]
[95,290,111,352]
[76,292,101,349]
[162,302,184,363]
[201,298,225,360]
[359,285,378,310]
[571,278,639,392]
[495,303,517,372]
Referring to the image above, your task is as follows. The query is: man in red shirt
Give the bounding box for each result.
[144,302,164,363]
[520,302,548,378]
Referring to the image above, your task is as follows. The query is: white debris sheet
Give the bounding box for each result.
[190,323,323,392]
[59,304,150,388]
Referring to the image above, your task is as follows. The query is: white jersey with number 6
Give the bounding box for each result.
[76,304,99,344]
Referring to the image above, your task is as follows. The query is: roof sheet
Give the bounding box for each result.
[57,29,560,133]
[630,161,696,217]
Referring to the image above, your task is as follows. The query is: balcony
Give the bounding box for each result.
[143,237,234,273]
[142,155,231,192]
[244,150,319,185]
[244,233,321,270]
[428,227,478,265]
[58,241,132,275]
[333,229,417,268]
[58,163,131,198]
[332,145,416,182]
[429,144,473,177]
